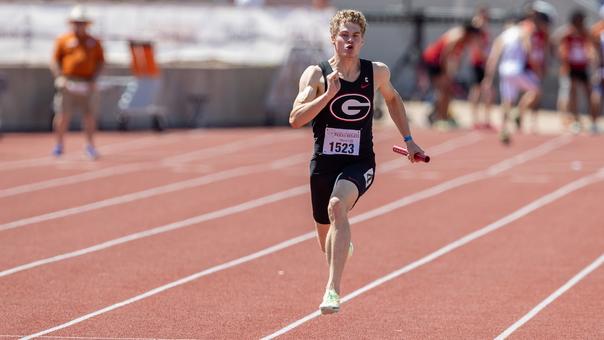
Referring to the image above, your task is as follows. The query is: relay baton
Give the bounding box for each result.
[392,145,430,163]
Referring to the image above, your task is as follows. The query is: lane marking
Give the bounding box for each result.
[0,164,148,199]
[261,167,604,339]
[379,132,482,173]
[0,185,309,278]
[19,137,568,338]
[0,132,399,230]
[495,253,604,340]
[0,335,199,340]
[0,132,304,197]
[160,131,303,165]
[0,134,187,171]
[0,135,481,277]
[0,153,309,232]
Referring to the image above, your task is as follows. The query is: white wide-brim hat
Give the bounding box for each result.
[68,5,91,23]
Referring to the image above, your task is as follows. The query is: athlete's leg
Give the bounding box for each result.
[590,82,602,133]
[433,74,451,121]
[315,222,330,253]
[439,76,452,121]
[515,74,541,133]
[315,222,332,269]
[469,84,481,127]
[568,79,579,122]
[482,83,494,128]
[518,90,540,131]
[578,80,597,129]
[53,111,71,151]
[325,179,358,295]
[82,111,96,147]
[52,90,71,154]
[499,76,516,142]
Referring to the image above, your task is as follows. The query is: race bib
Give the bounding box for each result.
[322,127,360,156]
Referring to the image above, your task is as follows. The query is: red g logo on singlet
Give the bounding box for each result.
[329,94,371,122]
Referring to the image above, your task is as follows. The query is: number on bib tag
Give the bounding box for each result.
[323,127,360,156]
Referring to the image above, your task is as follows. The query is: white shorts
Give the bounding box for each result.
[499,72,540,103]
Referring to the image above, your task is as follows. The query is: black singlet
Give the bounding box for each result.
[310,59,375,174]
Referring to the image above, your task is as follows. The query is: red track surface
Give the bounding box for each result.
[0,127,602,339]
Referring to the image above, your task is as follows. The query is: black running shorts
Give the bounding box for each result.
[310,159,376,224]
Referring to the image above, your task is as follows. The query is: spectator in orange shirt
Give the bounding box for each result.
[51,5,104,159]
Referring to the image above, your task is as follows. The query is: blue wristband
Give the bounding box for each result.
[403,135,413,142]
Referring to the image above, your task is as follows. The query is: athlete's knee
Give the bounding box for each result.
[327,197,348,223]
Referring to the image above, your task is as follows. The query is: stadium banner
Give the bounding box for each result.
[0,3,333,66]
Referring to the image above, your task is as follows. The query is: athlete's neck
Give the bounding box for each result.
[329,56,361,82]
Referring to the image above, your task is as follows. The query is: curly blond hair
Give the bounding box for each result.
[329,9,367,40]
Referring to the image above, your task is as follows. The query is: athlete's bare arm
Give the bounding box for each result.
[483,34,504,87]
[373,62,424,162]
[441,27,464,74]
[289,65,340,128]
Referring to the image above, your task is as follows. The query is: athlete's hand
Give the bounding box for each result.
[325,70,341,99]
[54,76,66,90]
[405,141,424,163]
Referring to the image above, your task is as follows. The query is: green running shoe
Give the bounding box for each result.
[319,288,340,315]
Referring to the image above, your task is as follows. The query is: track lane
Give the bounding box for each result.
[0,130,460,269]
[285,176,604,340]
[4,132,490,334]
[5,135,575,338]
[502,253,604,340]
[0,129,304,190]
[52,148,593,339]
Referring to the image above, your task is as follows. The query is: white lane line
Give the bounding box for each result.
[160,131,304,165]
[0,132,387,230]
[495,253,604,340]
[379,132,482,173]
[0,135,481,277]
[0,132,304,197]
[20,233,315,340]
[0,185,309,278]
[0,152,309,233]
[0,335,200,340]
[262,167,604,340]
[0,134,185,171]
[0,164,148,199]
[19,138,563,338]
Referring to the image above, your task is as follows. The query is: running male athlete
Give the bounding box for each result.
[422,22,480,128]
[483,1,556,144]
[589,5,604,134]
[289,9,424,314]
[556,9,598,134]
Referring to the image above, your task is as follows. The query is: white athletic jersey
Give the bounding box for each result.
[499,26,527,77]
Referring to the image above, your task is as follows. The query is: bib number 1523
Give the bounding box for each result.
[327,142,355,154]
[322,127,361,156]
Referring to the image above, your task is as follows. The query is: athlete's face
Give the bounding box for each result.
[332,22,364,58]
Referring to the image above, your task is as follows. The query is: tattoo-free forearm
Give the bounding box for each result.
[289,92,331,128]
[385,95,411,138]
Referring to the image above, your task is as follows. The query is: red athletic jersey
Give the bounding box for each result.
[522,20,548,74]
[559,28,589,70]
[422,34,464,65]
[470,29,489,66]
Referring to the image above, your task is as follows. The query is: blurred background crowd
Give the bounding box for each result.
[0,0,602,142]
